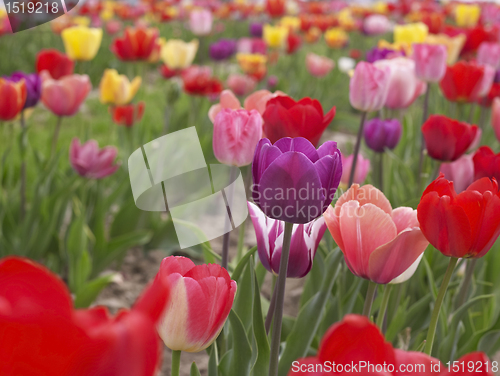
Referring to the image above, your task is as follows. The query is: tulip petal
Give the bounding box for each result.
[391,207,419,233]
[395,350,440,376]
[252,139,282,204]
[324,206,344,251]
[314,153,342,210]
[335,184,392,217]
[274,137,319,162]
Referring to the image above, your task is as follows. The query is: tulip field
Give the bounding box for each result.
[4,0,500,375]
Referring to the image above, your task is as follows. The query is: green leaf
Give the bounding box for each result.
[231,246,257,282]
[233,259,255,332]
[250,271,270,376]
[227,310,252,376]
[190,362,202,376]
[74,273,117,308]
[277,249,342,376]
[478,330,500,357]
[66,215,90,292]
[208,344,219,376]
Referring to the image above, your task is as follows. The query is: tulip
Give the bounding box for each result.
[41,73,91,117]
[244,89,286,115]
[265,0,285,18]
[477,42,500,69]
[226,74,256,97]
[252,137,342,224]
[61,25,103,61]
[340,154,370,186]
[425,33,466,65]
[111,26,159,61]
[7,72,41,109]
[70,138,119,179]
[440,154,474,194]
[493,97,500,141]
[263,24,288,48]
[422,115,478,162]
[349,61,390,112]
[237,38,267,55]
[365,47,403,64]
[248,202,327,278]
[363,14,392,36]
[99,69,141,106]
[181,66,223,97]
[364,118,401,153]
[249,22,263,38]
[324,27,349,49]
[473,146,500,183]
[394,22,428,45]
[412,43,447,83]
[439,61,485,103]
[440,353,494,376]
[374,57,427,109]
[286,32,302,54]
[105,19,122,35]
[213,109,262,167]
[262,95,336,146]
[189,9,213,36]
[0,78,27,121]
[161,39,198,70]
[324,184,428,284]
[267,75,279,89]
[112,102,145,128]
[280,16,301,32]
[36,49,74,79]
[0,256,170,376]
[475,64,496,100]
[154,256,236,352]
[306,53,335,78]
[209,39,237,61]
[236,53,268,81]
[455,3,481,28]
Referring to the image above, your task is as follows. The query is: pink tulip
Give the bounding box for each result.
[475,64,495,99]
[324,184,429,284]
[362,14,392,36]
[41,73,91,117]
[213,108,263,167]
[306,53,335,78]
[208,90,242,122]
[340,154,370,186]
[477,42,500,69]
[374,57,427,109]
[226,74,257,97]
[70,138,119,179]
[439,154,474,193]
[412,43,447,83]
[349,61,390,112]
[492,97,500,142]
[189,9,213,36]
[154,256,237,352]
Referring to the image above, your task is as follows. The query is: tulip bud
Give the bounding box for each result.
[363,118,402,153]
[349,61,390,112]
[155,256,236,352]
[213,108,263,167]
[412,43,447,83]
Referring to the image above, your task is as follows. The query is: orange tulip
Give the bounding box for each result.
[0,78,27,121]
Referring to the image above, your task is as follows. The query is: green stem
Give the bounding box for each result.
[348,112,367,187]
[363,281,377,317]
[378,152,384,192]
[171,350,181,376]
[268,221,293,376]
[424,257,458,355]
[19,111,27,220]
[376,284,393,329]
[418,85,431,190]
[455,258,477,309]
[51,116,63,159]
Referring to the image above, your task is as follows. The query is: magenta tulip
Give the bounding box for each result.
[412,43,448,83]
[213,108,263,167]
[69,138,119,179]
[349,61,390,112]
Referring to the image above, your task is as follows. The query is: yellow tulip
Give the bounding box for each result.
[425,33,466,65]
[324,28,349,49]
[394,22,428,45]
[161,39,199,70]
[99,69,142,106]
[100,8,114,21]
[263,24,289,49]
[62,26,103,61]
[373,1,388,14]
[72,16,90,26]
[236,53,267,78]
[280,16,300,31]
[338,8,356,30]
[455,4,481,28]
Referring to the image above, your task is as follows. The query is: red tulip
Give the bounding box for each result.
[41,73,91,117]
[417,174,500,258]
[266,0,285,18]
[286,32,302,54]
[0,78,27,121]
[111,101,145,127]
[0,256,170,376]
[422,115,478,162]
[473,146,500,182]
[262,95,336,146]
[111,26,159,61]
[36,49,74,80]
[181,66,223,96]
[439,61,485,102]
[440,352,494,376]
[480,82,500,107]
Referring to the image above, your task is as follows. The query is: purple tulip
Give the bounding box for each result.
[364,118,402,153]
[249,22,263,38]
[7,71,41,109]
[366,47,404,64]
[251,137,342,224]
[209,39,237,61]
[69,138,119,179]
[248,202,327,278]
